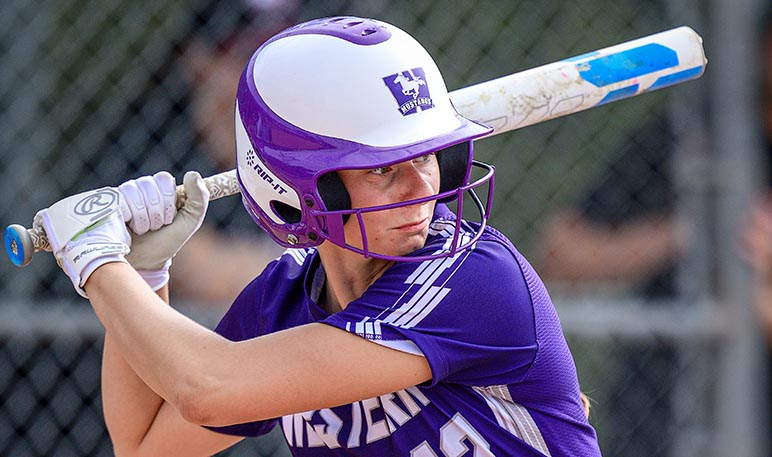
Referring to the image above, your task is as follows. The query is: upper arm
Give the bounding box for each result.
[190,322,432,427]
[324,240,539,387]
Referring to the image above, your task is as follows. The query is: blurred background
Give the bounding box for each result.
[0,0,769,456]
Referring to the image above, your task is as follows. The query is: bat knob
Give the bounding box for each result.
[4,224,34,267]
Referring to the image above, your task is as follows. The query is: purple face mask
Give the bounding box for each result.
[311,159,495,262]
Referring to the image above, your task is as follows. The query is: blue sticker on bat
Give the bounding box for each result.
[563,50,601,62]
[596,84,640,106]
[646,66,704,92]
[577,43,679,87]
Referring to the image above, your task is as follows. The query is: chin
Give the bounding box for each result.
[394,234,430,256]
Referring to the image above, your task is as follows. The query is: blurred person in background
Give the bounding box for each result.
[89,0,299,307]
[537,8,772,457]
[534,112,684,457]
[740,7,772,455]
[744,197,772,455]
[535,115,684,297]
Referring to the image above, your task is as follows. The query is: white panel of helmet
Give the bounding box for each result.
[235,103,301,224]
[252,28,464,148]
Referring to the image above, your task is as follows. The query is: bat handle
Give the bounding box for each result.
[4,169,241,267]
[175,169,240,208]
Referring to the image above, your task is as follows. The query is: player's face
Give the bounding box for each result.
[337,153,441,257]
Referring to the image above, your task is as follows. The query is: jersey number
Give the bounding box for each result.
[410,413,492,457]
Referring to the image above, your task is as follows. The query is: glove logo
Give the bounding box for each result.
[383,67,434,115]
[74,189,118,221]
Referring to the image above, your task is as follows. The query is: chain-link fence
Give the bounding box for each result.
[1,0,769,456]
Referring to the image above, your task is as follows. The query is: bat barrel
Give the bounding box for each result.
[450,26,707,137]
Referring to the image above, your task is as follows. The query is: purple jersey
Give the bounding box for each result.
[208,206,600,456]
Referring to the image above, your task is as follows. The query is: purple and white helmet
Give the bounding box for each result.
[235,16,495,261]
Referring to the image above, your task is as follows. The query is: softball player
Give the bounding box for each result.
[35,16,601,456]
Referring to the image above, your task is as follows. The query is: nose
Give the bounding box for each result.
[396,159,439,202]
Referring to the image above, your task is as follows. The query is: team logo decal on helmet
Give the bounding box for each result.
[383,67,434,115]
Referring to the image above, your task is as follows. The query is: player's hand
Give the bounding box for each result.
[33,187,131,298]
[120,171,210,291]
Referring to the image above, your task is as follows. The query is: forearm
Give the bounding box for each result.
[582,221,678,279]
[102,329,241,456]
[100,286,169,452]
[753,276,772,346]
[538,211,681,281]
[102,331,164,453]
[85,262,230,414]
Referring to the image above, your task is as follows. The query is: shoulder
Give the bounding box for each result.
[418,218,525,282]
[384,223,539,338]
[335,224,541,384]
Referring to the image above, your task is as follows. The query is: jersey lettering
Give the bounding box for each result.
[283,387,431,448]
[410,413,492,457]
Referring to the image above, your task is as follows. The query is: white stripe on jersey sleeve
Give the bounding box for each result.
[344,322,424,356]
[473,386,552,456]
[285,248,312,266]
[372,339,424,356]
[386,251,469,328]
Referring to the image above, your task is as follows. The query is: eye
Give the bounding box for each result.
[370,166,391,175]
[413,153,435,164]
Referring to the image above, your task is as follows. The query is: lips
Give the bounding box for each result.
[395,217,429,232]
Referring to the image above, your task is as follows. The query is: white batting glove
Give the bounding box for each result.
[120,171,210,291]
[33,187,131,298]
[118,171,176,290]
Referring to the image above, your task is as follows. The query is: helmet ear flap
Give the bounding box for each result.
[436,142,471,202]
[317,172,352,212]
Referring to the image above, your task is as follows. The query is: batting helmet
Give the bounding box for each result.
[235,16,495,261]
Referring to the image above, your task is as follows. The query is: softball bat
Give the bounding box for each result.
[5,26,707,267]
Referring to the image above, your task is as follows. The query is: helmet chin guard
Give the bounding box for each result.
[235,16,495,261]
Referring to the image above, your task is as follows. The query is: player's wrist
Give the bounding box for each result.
[136,259,172,291]
[83,260,162,302]
[78,254,128,298]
